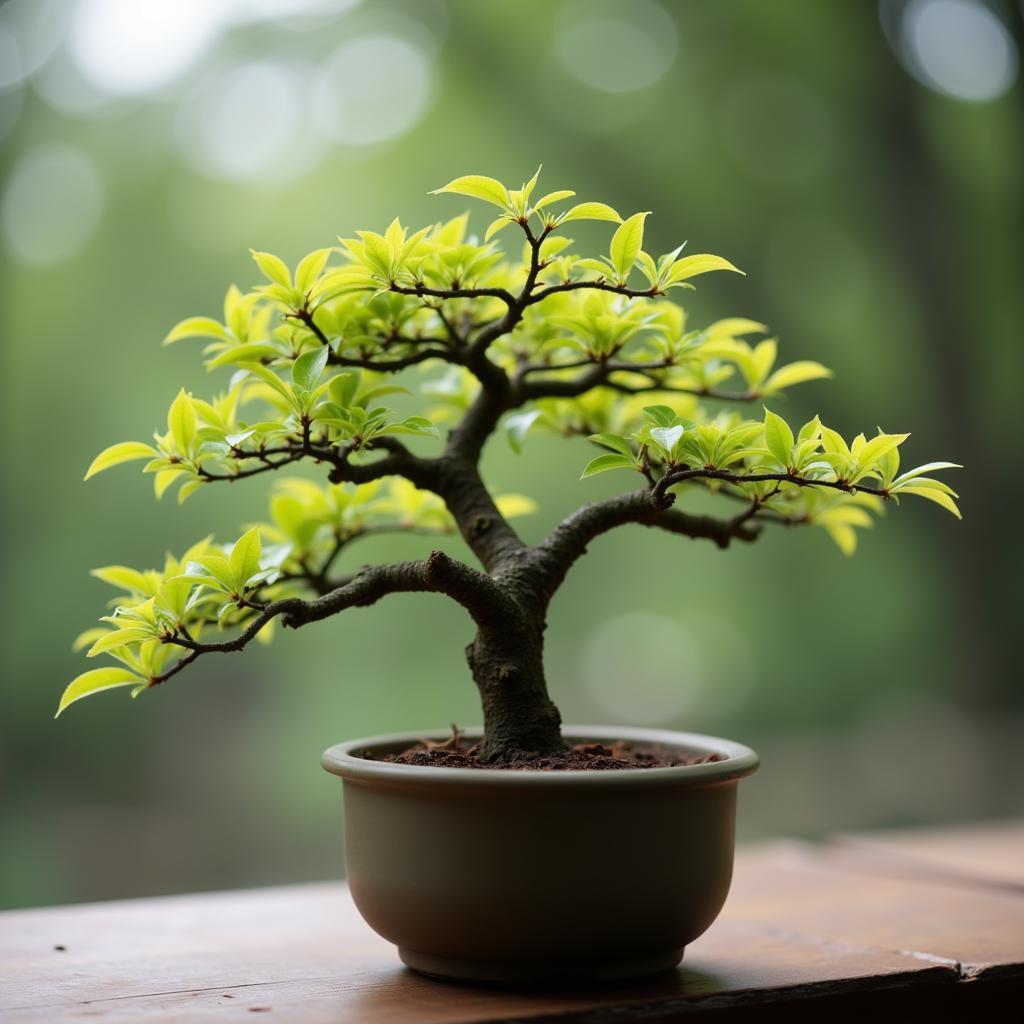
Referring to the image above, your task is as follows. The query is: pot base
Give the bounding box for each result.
[399,946,685,985]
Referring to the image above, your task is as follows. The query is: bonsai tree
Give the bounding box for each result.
[59,170,961,762]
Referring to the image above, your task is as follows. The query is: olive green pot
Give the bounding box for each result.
[321,725,758,985]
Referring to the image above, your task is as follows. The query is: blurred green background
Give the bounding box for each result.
[1,0,1021,909]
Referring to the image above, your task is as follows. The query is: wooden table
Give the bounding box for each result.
[2,822,1022,1022]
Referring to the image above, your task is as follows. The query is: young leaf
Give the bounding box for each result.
[581,453,636,478]
[430,175,510,210]
[650,425,684,457]
[229,527,263,587]
[163,317,230,346]
[587,432,633,458]
[559,202,622,224]
[84,442,159,481]
[664,254,743,285]
[763,408,794,468]
[168,389,198,454]
[56,667,145,718]
[763,361,832,393]
[505,409,542,454]
[294,248,332,293]
[291,346,329,393]
[251,250,292,289]
[609,212,649,282]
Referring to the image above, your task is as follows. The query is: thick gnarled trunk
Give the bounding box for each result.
[465,621,563,762]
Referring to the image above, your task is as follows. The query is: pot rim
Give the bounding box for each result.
[322,724,758,788]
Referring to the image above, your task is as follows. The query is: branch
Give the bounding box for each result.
[526,280,658,306]
[158,551,510,681]
[653,467,890,502]
[533,489,761,601]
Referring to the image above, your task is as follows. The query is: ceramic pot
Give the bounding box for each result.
[321,725,758,984]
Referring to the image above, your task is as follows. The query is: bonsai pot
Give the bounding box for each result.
[321,725,758,984]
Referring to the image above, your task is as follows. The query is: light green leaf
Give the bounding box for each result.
[559,202,622,224]
[495,494,538,518]
[430,175,510,210]
[294,248,331,293]
[764,361,833,393]
[581,453,636,478]
[893,462,963,486]
[163,317,230,346]
[56,667,145,717]
[84,442,159,481]
[168,389,197,454]
[91,566,152,593]
[505,409,542,454]
[485,216,512,242]
[87,629,156,657]
[230,527,263,586]
[291,346,329,392]
[609,212,649,281]
[763,408,794,467]
[897,484,962,518]
[587,432,633,458]
[251,250,292,288]
[664,253,744,285]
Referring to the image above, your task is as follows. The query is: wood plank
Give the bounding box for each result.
[1,830,1021,1022]
[829,820,1024,890]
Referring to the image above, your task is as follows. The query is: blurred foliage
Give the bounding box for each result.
[1,0,1022,907]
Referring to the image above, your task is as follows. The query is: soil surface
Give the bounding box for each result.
[368,732,722,771]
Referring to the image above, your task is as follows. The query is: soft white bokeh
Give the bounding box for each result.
[553,0,678,93]
[901,0,1018,102]
[0,0,66,87]
[2,144,104,265]
[581,610,752,727]
[69,0,228,95]
[313,34,433,145]
[176,62,312,182]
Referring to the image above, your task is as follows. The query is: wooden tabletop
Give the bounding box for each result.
[1,821,1022,1022]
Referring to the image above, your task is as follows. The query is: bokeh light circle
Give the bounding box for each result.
[1,144,104,265]
[553,0,678,93]
[313,34,433,145]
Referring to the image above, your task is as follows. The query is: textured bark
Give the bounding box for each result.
[466,619,563,762]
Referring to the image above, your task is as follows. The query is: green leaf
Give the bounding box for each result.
[230,527,263,587]
[532,190,576,212]
[892,462,963,486]
[763,408,794,467]
[581,453,636,478]
[163,317,230,346]
[56,667,145,718]
[664,253,744,285]
[484,216,512,242]
[559,202,622,224]
[291,346,329,392]
[763,361,832,393]
[87,628,156,657]
[84,442,159,481]
[609,212,649,282]
[896,483,962,518]
[506,409,542,453]
[251,250,292,288]
[91,566,152,593]
[294,248,331,293]
[430,174,510,210]
[643,405,678,428]
[206,342,280,370]
[168,389,198,454]
[587,432,633,458]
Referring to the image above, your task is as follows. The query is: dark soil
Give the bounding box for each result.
[368,731,721,771]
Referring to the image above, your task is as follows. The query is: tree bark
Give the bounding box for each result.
[466,615,563,761]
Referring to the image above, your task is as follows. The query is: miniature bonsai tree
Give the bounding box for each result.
[59,170,961,761]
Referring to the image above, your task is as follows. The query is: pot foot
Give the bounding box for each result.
[398,946,685,986]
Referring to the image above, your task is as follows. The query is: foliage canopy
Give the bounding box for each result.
[60,169,960,756]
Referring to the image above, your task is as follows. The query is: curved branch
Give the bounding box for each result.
[533,489,761,603]
[653,467,890,502]
[158,551,510,681]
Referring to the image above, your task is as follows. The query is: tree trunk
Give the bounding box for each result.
[466,617,563,761]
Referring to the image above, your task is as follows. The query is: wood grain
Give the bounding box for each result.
[1,824,1021,1022]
